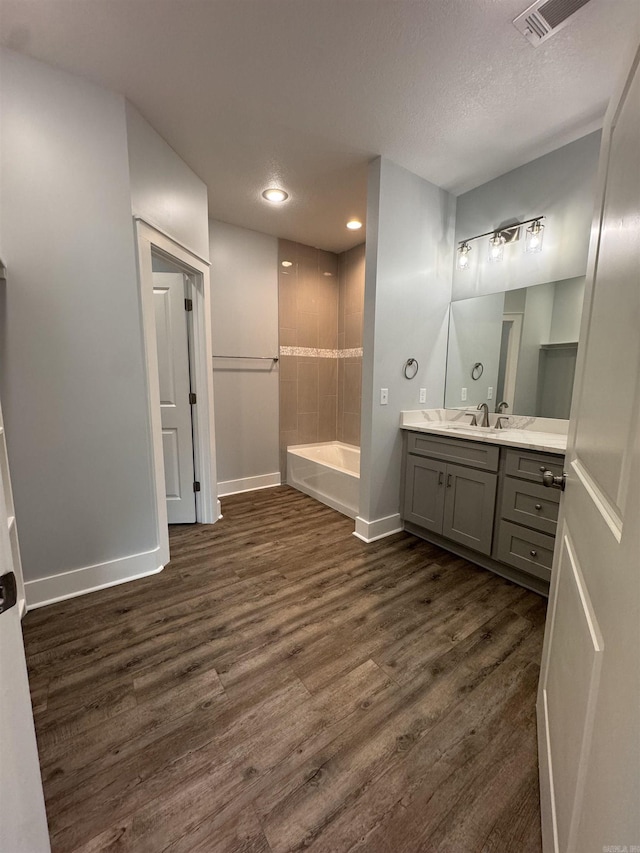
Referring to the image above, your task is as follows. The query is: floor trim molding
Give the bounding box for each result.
[25,547,164,610]
[217,472,281,497]
[353,513,403,543]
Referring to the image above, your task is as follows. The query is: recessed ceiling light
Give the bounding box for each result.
[262,188,289,203]
[281,260,293,267]
[346,219,363,230]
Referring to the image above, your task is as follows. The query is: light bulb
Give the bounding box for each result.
[281,260,293,267]
[457,242,471,270]
[488,233,505,263]
[346,219,363,230]
[525,219,544,253]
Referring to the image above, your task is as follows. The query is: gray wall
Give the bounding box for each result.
[452,132,601,300]
[210,220,280,487]
[445,291,504,409]
[126,102,210,262]
[513,282,555,415]
[0,49,156,581]
[549,276,585,343]
[360,157,454,528]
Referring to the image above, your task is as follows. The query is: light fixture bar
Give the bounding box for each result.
[457,216,544,248]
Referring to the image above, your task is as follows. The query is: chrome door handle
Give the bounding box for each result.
[542,470,567,491]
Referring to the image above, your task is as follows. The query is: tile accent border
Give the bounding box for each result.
[280,346,363,359]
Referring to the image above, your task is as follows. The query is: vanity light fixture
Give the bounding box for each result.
[457,241,471,270]
[488,232,506,263]
[525,218,544,253]
[346,219,363,230]
[262,188,289,203]
[456,216,546,270]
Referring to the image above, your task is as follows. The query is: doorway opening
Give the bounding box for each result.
[135,220,219,567]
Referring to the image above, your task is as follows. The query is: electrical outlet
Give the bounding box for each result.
[461,387,467,401]
[487,386,494,399]
[380,388,389,405]
[419,388,427,404]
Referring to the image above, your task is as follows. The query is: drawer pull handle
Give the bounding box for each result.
[535,504,542,511]
[438,472,444,486]
[530,549,538,558]
[447,474,452,488]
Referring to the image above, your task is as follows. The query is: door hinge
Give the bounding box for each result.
[193,481,201,492]
[184,297,193,312]
[189,392,197,405]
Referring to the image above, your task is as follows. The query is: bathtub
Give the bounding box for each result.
[286,441,360,519]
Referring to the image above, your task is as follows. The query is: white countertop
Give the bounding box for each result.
[400,409,567,455]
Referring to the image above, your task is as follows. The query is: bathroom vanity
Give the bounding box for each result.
[400,412,567,595]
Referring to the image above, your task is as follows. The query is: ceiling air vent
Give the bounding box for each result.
[513,0,593,46]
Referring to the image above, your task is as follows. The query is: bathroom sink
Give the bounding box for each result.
[428,422,492,435]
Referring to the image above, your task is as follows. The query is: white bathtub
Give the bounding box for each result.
[286,441,360,519]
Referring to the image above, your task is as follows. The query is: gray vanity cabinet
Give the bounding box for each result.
[494,448,563,583]
[403,435,498,556]
[403,455,446,534]
[402,431,565,594]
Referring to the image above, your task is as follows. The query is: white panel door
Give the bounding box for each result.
[537,48,640,852]
[153,272,196,524]
[0,402,50,852]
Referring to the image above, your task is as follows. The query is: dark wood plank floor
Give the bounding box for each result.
[23,486,546,853]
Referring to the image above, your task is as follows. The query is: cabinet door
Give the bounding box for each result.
[403,455,446,534]
[442,463,497,555]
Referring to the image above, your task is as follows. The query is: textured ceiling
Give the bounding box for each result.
[1,0,638,252]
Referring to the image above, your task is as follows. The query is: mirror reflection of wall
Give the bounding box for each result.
[445,276,585,418]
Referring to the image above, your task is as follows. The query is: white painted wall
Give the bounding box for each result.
[0,49,158,600]
[126,102,210,262]
[452,132,601,300]
[359,157,454,538]
[209,220,280,493]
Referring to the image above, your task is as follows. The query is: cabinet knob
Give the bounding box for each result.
[535,504,542,511]
[539,466,546,472]
[530,549,537,558]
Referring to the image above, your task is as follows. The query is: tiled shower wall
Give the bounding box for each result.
[337,243,365,446]
[278,238,365,476]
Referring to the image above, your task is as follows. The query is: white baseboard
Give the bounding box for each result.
[25,547,164,610]
[217,472,281,497]
[353,513,403,543]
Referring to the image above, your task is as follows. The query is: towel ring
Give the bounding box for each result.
[404,358,419,380]
[471,362,484,381]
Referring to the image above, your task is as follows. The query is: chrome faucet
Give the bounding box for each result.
[476,402,490,428]
[495,416,510,430]
[496,401,509,414]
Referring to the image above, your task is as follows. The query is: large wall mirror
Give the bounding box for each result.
[444,276,585,418]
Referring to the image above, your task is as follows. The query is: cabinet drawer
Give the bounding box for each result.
[495,520,555,582]
[501,477,560,536]
[407,433,499,472]
[504,448,564,484]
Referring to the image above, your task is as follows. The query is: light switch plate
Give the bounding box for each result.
[461,387,467,401]
[380,388,389,405]
[488,386,494,399]
[419,388,427,404]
